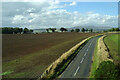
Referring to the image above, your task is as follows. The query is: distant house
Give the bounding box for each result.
[46,29,61,33]
[48,29,52,33]
[33,29,62,33]
[55,29,61,32]
[33,29,46,33]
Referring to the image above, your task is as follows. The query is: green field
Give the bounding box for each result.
[104,34,120,64]
[90,33,120,78]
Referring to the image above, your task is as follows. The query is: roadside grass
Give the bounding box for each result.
[89,39,99,78]
[0,71,13,76]
[104,34,120,64]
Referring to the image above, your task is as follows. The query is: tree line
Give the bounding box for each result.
[1,27,33,34]
[104,28,120,32]
[46,27,93,33]
[1,27,94,34]
[70,28,93,32]
[46,27,68,33]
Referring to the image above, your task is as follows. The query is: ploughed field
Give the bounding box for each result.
[2,32,98,78]
[104,33,120,64]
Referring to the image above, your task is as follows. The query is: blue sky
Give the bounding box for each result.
[60,2,118,16]
[2,1,118,28]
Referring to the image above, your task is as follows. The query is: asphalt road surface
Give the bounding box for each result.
[60,36,101,78]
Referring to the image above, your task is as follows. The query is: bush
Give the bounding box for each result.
[95,61,119,79]
[75,29,80,32]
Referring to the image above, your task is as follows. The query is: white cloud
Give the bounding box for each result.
[70,2,76,6]
[11,8,117,28]
[2,0,54,2]
[2,2,118,29]
[2,0,119,2]
[12,15,25,24]
[27,8,36,13]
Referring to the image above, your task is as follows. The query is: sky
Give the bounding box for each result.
[1,0,118,29]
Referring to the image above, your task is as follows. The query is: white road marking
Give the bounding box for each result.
[84,52,87,56]
[87,49,89,51]
[88,45,90,48]
[80,57,84,63]
[90,43,92,46]
[74,66,80,76]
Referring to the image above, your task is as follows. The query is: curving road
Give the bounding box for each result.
[60,36,101,78]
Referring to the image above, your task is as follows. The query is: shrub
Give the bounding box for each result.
[75,29,80,32]
[95,61,119,79]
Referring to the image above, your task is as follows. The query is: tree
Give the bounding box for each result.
[2,27,34,34]
[2,27,14,34]
[90,29,93,32]
[30,29,33,33]
[70,29,74,32]
[75,28,80,32]
[104,30,108,32]
[23,28,29,34]
[109,29,112,32]
[19,28,23,34]
[115,28,119,31]
[50,28,56,32]
[60,27,67,32]
[108,28,118,32]
[81,28,85,32]
[2,27,7,34]
[46,29,49,33]
[85,29,88,32]
[112,28,115,31]
[95,61,119,79]
[14,27,20,34]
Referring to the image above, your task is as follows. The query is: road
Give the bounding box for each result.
[60,36,101,78]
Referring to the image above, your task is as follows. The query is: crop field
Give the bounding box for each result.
[2,32,98,78]
[104,33,120,64]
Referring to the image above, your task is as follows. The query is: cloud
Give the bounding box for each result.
[2,0,53,2]
[70,2,76,6]
[2,0,119,2]
[2,2,118,29]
